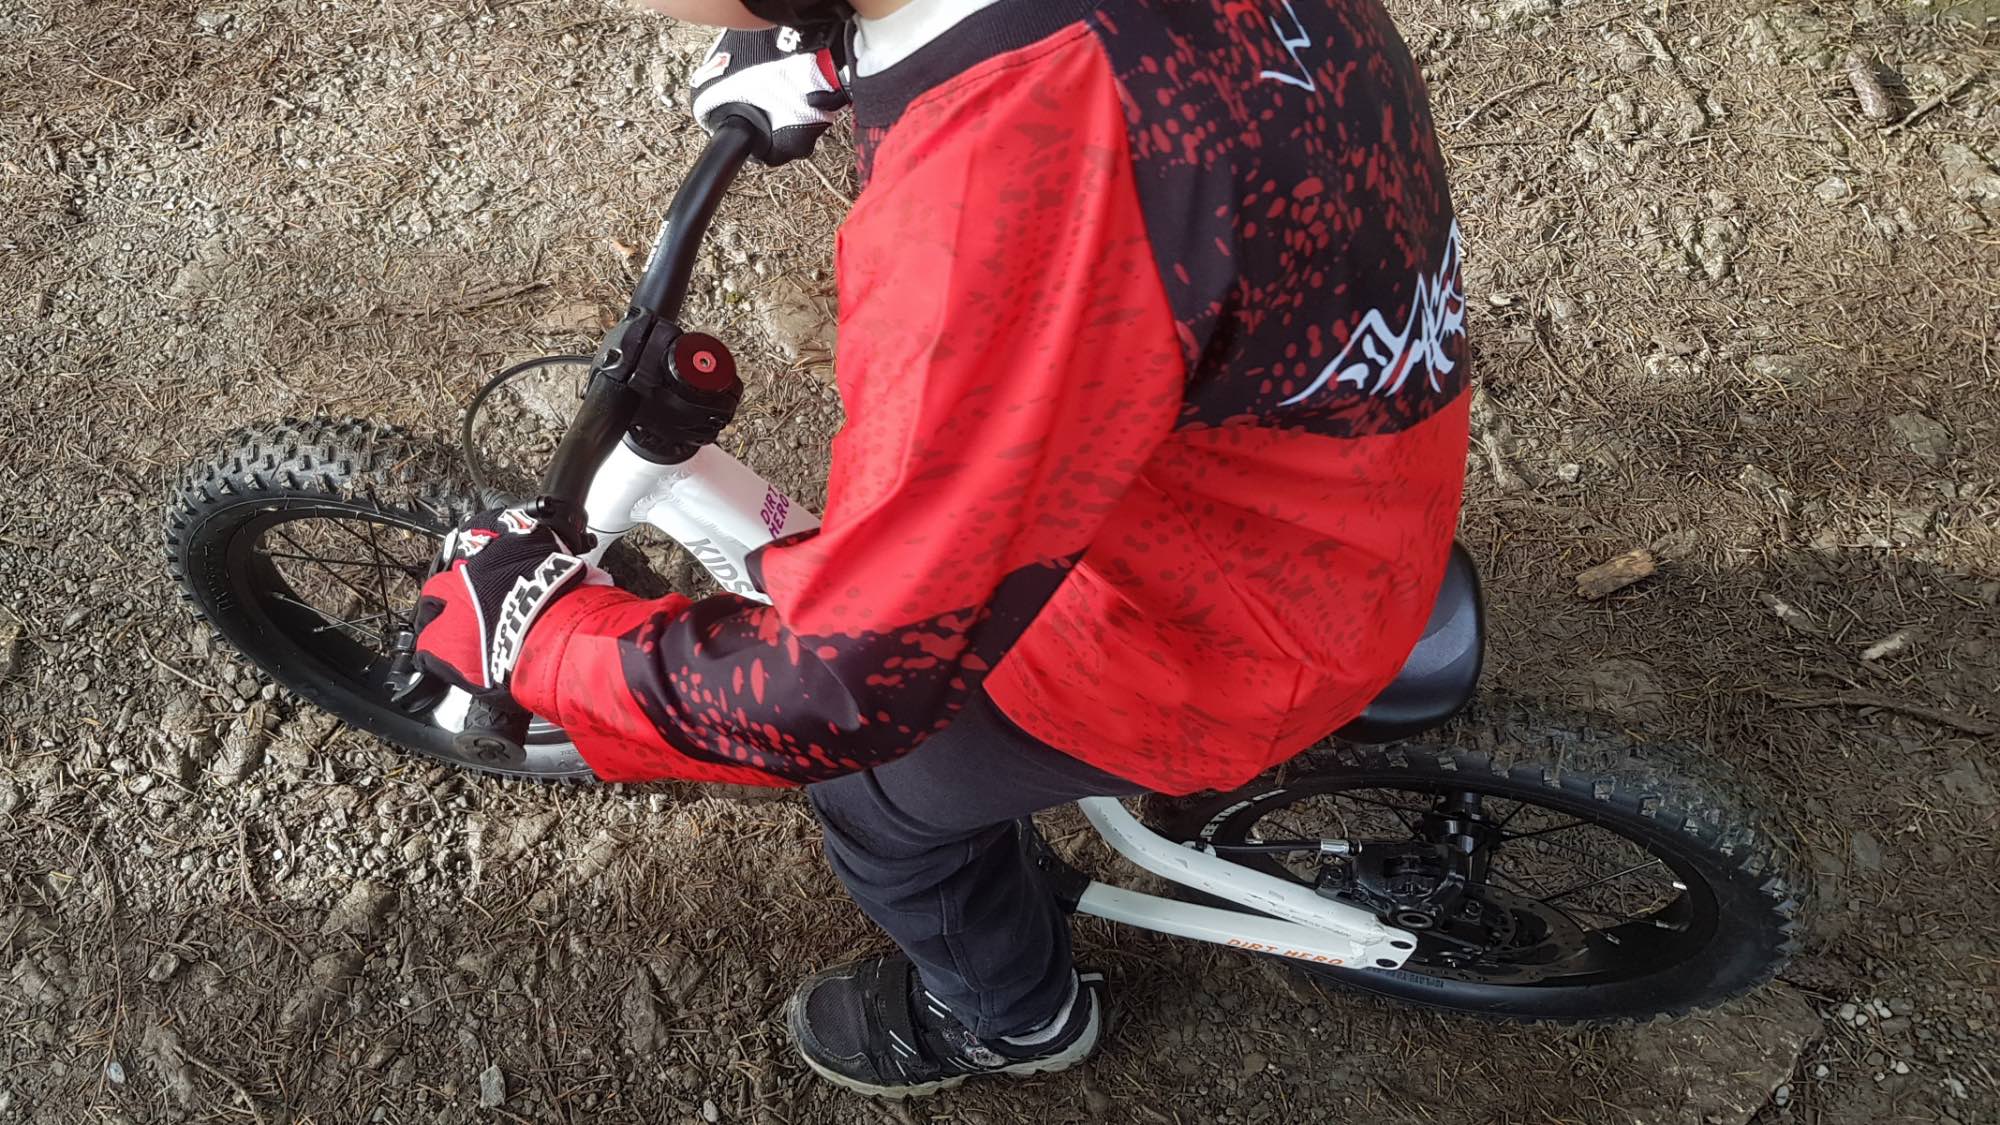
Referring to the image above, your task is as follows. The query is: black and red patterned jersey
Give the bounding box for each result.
[512,0,1471,796]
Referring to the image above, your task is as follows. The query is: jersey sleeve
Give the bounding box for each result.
[511,33,1186,785]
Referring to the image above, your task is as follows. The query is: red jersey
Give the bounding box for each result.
[513,0,1471,795]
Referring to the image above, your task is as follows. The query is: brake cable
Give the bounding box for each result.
[459,353,591,496]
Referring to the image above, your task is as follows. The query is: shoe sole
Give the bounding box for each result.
[790,974,1105,1100]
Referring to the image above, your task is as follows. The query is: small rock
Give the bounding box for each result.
[1240,1051,1269,1076]
[1080,1073,1114,1116]
[1836,1002,1860,1023]
[212,705,272,785]
[1891,1060,1911,1075]
[1578,658,1667,720]
[1575,548,1656,600]
[536,300,603,335]
[280,951,362,1030]
[1886,412,1952,462]
[1773,1083,1792,1107]
[478,1063,506,1108]
[1759,592,1821,636]
[1938,144,2000,207]
[1815,175,1852,202]
[754,277,837,364]
[576,828,624,881]
[1739,9,1832,68]
[193,9,231,32]
[105,1059,126,1084]
[0,782,22,819]
[1938,759,1996,807]
[702,1098,720,1123]
[1738,464,1797,514]
[1859,630,1912,662]
[497,810,560,862]
[622,969,669,1053]
[322,880,394,935]
[145,951,182,984]
[1849,831,1885,872]
[1555,462,1582,483]
[1814,1063,1831,1079]
[141,1023,197,1108]
[0,607,22,683]
[1746,354,1815,387]
[1843,53,1895,122]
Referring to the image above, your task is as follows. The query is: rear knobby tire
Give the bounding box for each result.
[1150,697,1803,1024]
[164,418,594,780]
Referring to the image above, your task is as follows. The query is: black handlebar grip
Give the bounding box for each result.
[454,696,531,769]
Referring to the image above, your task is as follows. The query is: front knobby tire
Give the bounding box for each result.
[1151,700,1803,1023]
[164,418,594,780]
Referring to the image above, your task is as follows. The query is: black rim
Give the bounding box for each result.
[1195,775,1721,988]
[216,501,570,752]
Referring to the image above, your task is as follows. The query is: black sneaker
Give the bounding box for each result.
[784,955,1105,1098]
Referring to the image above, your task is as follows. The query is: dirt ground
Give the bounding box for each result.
[4,0,1999,1122]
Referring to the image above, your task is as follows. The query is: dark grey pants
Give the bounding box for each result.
[806,694,1144,1039]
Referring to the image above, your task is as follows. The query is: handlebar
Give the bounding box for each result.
[451,116,764,766]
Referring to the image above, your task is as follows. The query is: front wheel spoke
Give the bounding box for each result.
[1554,901,1687,931]
[360,516,398,627]
[1488,867,1555,902]
[309,608,399,636]
[1500,828,1627,868]
[261,550,424,576]
[1500,819,1592,842]
[272,528,390,612]
[1538,858,1666,906]
[272,592,387,645]
[1328,793,1427,834]
[1486,870,1605,942]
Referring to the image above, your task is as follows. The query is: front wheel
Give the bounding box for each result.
[164,418,594,780]
[1153,711,1803,1023]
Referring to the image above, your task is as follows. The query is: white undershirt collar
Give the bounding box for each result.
[852,0,1008,77]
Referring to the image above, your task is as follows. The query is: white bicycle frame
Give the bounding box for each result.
[438,439,1419,972]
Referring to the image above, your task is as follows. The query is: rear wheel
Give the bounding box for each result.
[1151,708,1802,1022]
[164,418,594,780]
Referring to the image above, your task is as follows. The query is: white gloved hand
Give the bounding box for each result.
[689,27,848,166]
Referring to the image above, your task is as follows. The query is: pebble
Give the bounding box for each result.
[1814,1064,1831,1079]
[105,1059,126,1084]
[702,1098,720,1123]
[478,1063,505,1108]
[1849,831,1885,873]
[1773,1083,1791,1107]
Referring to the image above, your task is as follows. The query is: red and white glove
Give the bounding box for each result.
[689,26,848,166]
[411,508,608,699]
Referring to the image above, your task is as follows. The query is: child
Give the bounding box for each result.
[412,0,1469,1097]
